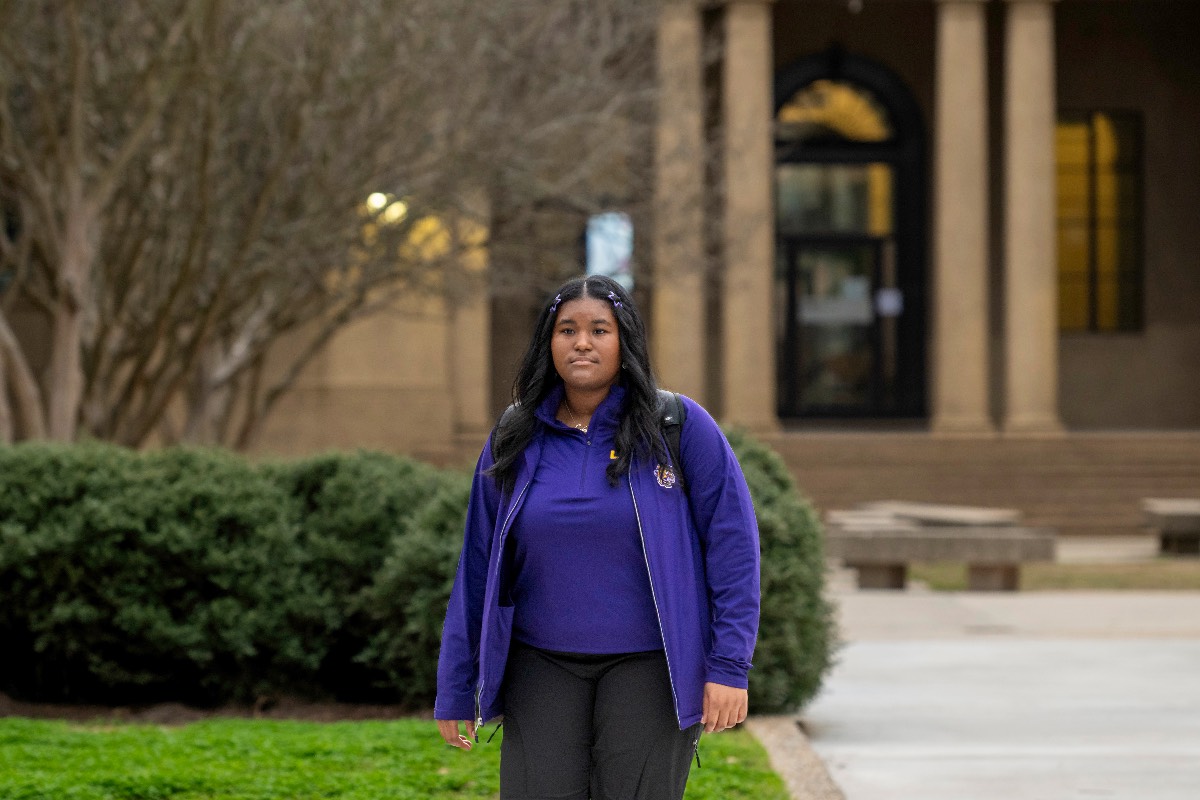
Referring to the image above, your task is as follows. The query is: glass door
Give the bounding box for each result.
[776,238,901,416]
[775,160,902,417]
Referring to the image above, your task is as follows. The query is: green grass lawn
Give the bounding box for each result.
[909,558,1200,591]
[0,717,789,800]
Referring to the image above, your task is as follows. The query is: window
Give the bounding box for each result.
[1056,112,1143,332]
[585,211,634,290]
[776,163,893,237]
[776,80,892,144]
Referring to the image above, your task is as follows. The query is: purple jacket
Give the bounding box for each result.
[434,393,760,730]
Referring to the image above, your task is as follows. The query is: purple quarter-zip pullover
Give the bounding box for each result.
[508,385,663,654]
[435,385,760,730]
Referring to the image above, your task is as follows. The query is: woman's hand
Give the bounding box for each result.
[437,719,477,751]
[701,682,749,733]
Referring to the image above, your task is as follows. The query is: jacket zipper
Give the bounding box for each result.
[579,428,590,491]
[475,479,531,731]
[628,470,682,724]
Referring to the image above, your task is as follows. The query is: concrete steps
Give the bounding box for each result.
[764,431,1200,537]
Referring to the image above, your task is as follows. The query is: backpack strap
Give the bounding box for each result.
[656,388,687,493]
[491,403,519,462]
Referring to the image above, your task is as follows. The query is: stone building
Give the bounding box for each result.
[258,0,1200,534]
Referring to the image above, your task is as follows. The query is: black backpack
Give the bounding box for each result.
[493,388,688,492]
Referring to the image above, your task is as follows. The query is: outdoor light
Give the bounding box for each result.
[366,192,388,211]
[381,200,408,224]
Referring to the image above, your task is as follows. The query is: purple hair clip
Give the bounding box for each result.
[607,291,622,309]
[548,294,563,315]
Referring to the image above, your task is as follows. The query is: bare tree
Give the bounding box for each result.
[0,0,661,447]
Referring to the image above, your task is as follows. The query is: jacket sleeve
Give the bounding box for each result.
[677,395,761,689]
[434,438,501,720]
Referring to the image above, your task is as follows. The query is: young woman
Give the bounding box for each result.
[435,274,760,800]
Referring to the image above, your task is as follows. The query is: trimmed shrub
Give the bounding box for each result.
[0,444,320,704]
[263,452,450,699]
[357,473,472,706]
[726,430,837,713]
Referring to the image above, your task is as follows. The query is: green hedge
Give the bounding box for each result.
[725,431,836,712]
[0,437,834,712]
[258,452,454,699]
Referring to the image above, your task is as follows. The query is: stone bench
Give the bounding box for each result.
[825,502,1056,591]
[1143,498,1200,556]
[856,501,1022,527]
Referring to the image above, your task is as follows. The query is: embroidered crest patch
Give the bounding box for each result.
[655,464,677,489]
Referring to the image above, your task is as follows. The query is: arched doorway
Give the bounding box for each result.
[773,50,927,419]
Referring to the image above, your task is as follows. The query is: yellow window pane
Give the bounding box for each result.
[1056,122,1090,167]
[867,163,893,236]
[1057,213,1090,332]
[1057,168,1090,220]
[777,80,891,143]
[1055,112,1141,332]
[1059,221,1088,253]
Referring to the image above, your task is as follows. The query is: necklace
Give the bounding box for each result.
[562,401,589,433]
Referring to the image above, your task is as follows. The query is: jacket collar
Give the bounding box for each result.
[533,383,626,437]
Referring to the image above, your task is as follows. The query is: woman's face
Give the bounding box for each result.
[551,295,622,394]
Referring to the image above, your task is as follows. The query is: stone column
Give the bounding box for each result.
[652,1,707,401]
[932,0,994,434]
[721,0,778,432]
[1003,0,1064,434]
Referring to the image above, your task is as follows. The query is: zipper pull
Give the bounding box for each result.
[474,682,484,743]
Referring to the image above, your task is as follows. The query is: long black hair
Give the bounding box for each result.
[488,274,668,493]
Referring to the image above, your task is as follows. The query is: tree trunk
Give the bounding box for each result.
[46,205,93,441]
[0,369,13,444]
[181,351,235,446]
[47,309,84,441]
[0,312,47,439]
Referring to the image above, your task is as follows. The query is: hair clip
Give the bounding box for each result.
[549,294,562,315]
[607,291,622,309]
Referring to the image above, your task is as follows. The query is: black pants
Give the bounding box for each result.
[499,641,702,800]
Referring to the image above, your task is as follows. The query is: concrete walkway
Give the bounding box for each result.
[799,584,1200,799]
